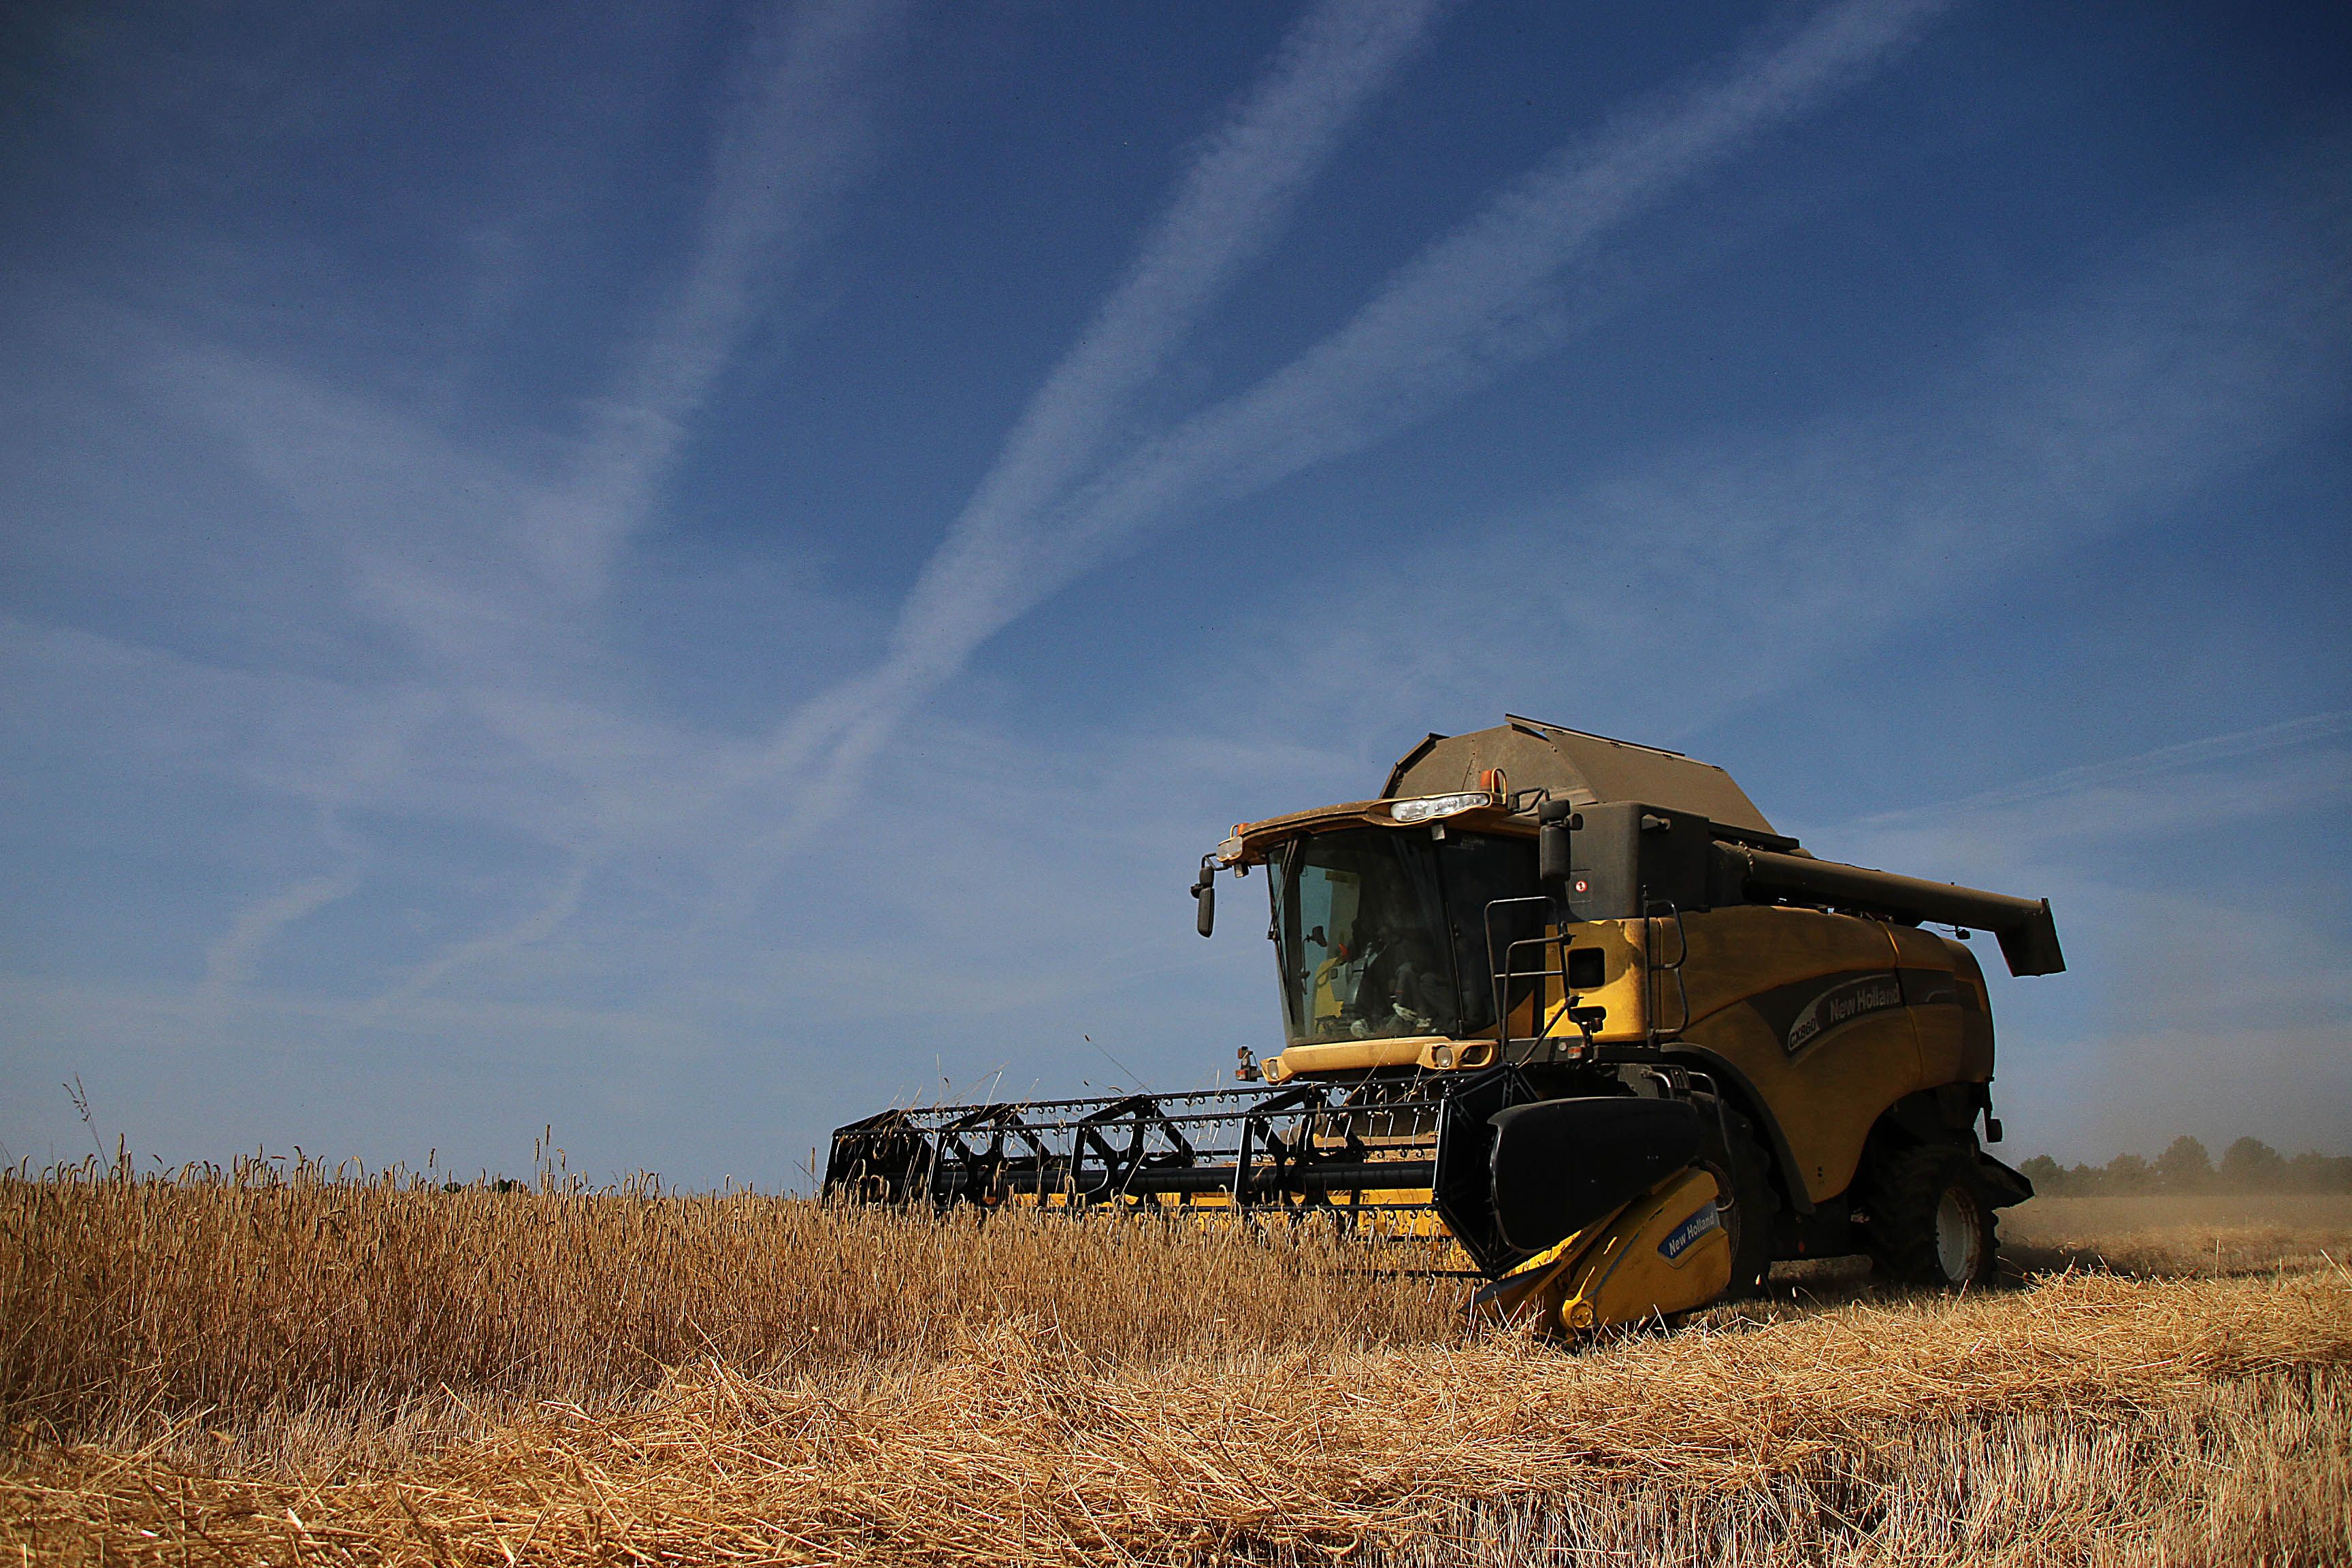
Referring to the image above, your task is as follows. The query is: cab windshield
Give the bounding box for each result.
[1269,826,1539,1047]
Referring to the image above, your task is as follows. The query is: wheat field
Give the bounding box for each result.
[5,1160,2349,1565]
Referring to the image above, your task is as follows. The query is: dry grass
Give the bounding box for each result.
[0,1158,1456,1463]
[2000,1192,2352,1277]
[6,1160,2351,1565]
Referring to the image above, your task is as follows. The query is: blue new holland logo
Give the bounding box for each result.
[1659,1200,1722,1263]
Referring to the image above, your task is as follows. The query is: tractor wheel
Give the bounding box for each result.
[1864,1144,1997,1289]
[1700,1103,1780,1298]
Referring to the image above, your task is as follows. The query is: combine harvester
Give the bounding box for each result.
[826,717,2063,1333]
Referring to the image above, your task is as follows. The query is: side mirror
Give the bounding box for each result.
[1538,801,1580,887]
[1192,861,1216,938]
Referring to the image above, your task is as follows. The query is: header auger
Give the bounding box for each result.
[826,716,2063,1333]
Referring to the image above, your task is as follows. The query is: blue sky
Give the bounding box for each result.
[3,0,2347,1186]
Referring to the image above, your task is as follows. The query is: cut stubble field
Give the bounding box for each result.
[4,1165,2348,1566]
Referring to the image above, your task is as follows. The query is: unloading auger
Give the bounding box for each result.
[825,717,2065,1333]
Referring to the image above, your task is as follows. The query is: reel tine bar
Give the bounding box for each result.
[823,1079,1448,1215]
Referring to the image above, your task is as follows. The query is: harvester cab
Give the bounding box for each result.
[827,716,2064,1335]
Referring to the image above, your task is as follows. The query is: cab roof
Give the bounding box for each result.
[1215,717,1783,866]
[1387,717,1778,835]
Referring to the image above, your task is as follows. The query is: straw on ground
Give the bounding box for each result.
[5,1160,2348,1564]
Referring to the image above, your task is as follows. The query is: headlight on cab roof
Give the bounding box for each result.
[1386,790,1492,824]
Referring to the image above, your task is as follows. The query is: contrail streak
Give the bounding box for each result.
[521,0,912,602]
[1858,708,2352,823]
[354,0,910,1000]
[200,868,361,1003]
[756,0,1950,842]
[889,0,1454,685]
[749,0,1452,790]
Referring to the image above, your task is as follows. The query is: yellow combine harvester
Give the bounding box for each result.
[827,717,2063,1333]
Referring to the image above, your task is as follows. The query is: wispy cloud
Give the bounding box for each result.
[1041,0,1948,570]
[167,0,913,998]
[345,0,1950,984]
[1782,707,2352,1158]
[199,826,363,1004]
[1853,709,2352,828]
[172,0,911,664]
[753,0,1951,843]
[527,0,913,603]
[727,0,1457,832]
[1179,142,2352,759]
[886,0,1454,689]
[319,0,1467,975]
[1820,710,2352,889]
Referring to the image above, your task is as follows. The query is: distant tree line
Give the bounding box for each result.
[2017,1137,2352,1196]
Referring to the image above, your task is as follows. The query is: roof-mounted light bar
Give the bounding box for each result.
[1377,769,1508,826]
[1384,790,1491,824]
[1215,770,1512,866]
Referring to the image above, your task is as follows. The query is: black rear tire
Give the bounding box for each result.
[1864,1144,1997,1288]
[1699,1102,1780,1298]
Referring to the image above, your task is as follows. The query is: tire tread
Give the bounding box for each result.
[1864,1143,1997,1288]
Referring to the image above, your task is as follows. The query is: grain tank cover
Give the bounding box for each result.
[1383,716,1781,840]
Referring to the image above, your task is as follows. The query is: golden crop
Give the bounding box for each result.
[5,1159,2348,1565]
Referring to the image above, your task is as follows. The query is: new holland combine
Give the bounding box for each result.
[826,717,2064,1332]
